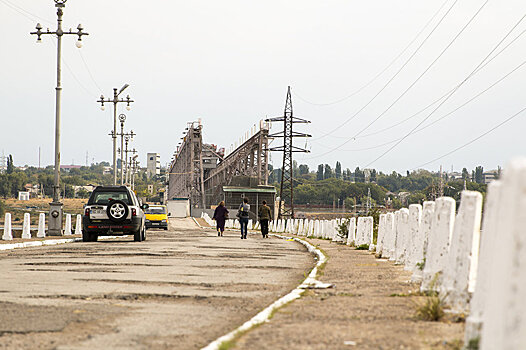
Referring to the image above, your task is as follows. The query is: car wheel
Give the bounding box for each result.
[107,200,129,223]
[134,229,141,242]
[164,227,168,231]
[82,230,90,242]
[90,233,98,242]
[141,226,146,241]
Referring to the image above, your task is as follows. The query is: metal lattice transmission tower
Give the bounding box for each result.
[267,86,311,219]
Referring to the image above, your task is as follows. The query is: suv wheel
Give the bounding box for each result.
[134,228,142,242]
[107,200,129,223]
[141,226,146,241]
[82,230,90,242]
[90,233,98,242]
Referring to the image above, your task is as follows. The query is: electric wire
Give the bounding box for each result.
[309,0,489,159]
[411,106,526,170]
[311,0,460,141]
[0,0,54,25]
[78,50,104,94]
[364,12,526,168]
[292,0,450,107]
[311,56,526,152]
[327,26,526,141]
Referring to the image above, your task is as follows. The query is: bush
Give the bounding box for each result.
[415,295,445,321]
[0,199,4,217]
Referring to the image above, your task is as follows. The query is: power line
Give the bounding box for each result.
[364,12,526,167]
[311,0,460,142]
[292,0,451,107]
[309,0,488,159]
[0,0,54,25]
[78,50,104,93]
[411,106,526,170]
[311,55,526,153]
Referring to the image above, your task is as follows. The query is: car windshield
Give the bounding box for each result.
[91,191,131,205]
[146,207,166,214]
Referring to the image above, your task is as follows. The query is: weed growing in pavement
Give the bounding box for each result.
[356,244,369,250]
[466,336,480,350]
[415,294,445,321]
[416,258,426,271]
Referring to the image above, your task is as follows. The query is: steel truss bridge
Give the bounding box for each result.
[167,120,270,209]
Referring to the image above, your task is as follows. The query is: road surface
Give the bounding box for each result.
[0,218,312,349]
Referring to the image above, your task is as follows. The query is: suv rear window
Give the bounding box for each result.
[90,191,131,205]
[146,207,166,214]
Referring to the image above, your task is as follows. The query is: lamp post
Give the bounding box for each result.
[116,115,136,185]
[31,0,88,236]
[98,85,134,185]
[127,148,138,186]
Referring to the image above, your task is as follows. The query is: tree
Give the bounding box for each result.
[344,197,356,210]
[6,155,14,174]
[462,168,469,181]
[298,164,309,176]
[354,167,364,183]
[335,161,342,179]
[475,166,484,184]
[370,169,377,183]
[316,164,324,181]
[324,164,333,179]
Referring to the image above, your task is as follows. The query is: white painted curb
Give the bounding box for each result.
[0,236,127,251]
[201,234,328,350]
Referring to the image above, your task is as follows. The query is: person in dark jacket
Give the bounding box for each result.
[238,198,250,239]
[258,200,271,238]
[213,201,229,237]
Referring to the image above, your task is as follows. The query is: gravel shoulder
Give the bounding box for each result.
[233,237,465,350]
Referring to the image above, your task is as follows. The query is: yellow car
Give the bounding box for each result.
[144,205,168,230]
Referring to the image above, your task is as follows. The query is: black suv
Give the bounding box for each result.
[82,186,148,242]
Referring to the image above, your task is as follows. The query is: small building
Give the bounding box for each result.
[18,191,30,201]
[147,153,161,178]
[221,185,277,221]
[483,170,499,184]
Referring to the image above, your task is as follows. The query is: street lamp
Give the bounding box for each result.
[98,85,134,185]
[31,0,88,236]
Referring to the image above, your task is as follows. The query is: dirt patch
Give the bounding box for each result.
[231,238,465,350]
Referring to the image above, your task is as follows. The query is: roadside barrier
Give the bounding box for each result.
[1,212,83,240]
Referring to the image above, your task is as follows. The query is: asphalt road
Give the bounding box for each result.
[0,218,312,350]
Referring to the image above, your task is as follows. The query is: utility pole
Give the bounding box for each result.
[98,85,133,185]
[31,0,88,235]
[117,113,135,185]
[266,86,311,219]
[439,165,444,197]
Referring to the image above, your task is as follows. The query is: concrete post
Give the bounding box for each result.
[376,214,386,254]
[480,159,526,350]
[2,213,12,240]
[37,213,46,238]
[382,213,395,258]
[22,213,31,239]
[64,214,72,235]
[405,204,423,271]
[411,201,435,282]
[421,197,455,293]
[394,208,409,264]
[346,217,356,246]
[442,191,482,314]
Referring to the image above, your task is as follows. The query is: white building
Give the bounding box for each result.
[147,153,161,178]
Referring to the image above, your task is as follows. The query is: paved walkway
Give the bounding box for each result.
[233,237,465,350]
[0,219,312,350]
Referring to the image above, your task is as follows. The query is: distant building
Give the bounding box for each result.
[60,165,82,172]
[483,170,499,184]
[449,171,463,180]
[147,153,161,178]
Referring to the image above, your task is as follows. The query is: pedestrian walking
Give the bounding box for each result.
[237,198,250,239]
[212,201,228,237]
[258,200,271,238]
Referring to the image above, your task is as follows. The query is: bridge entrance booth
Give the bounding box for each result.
[222,186,276,221]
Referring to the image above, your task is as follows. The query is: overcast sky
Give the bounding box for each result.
[1,0,526,174]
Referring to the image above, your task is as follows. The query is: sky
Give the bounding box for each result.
[1,0,526,174]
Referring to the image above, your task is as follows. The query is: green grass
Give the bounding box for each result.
[415,295,445,321]
[356,244,369,250]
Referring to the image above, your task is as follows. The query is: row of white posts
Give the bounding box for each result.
[205,158,526,348]
[2,213,82,240]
